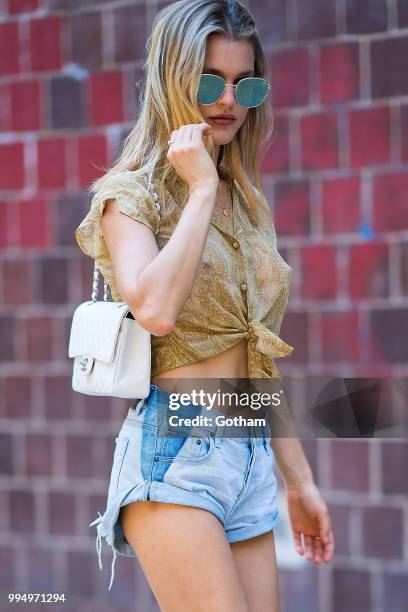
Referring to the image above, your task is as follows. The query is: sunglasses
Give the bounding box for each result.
[197,73,272,108]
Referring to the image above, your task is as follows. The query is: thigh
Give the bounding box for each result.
[230,531,281,612]
[120,500,251,612]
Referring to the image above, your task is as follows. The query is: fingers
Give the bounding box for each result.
[317,507,335,563]
[168,123,211,146]
[313,536,323,564]
[318,506,331,543]
[178,125,194,144]
[298,533,333,565]
[293,531,304,555]
[168,129,179,146]
[322,528,335,563]
[304,534,314,561]
[191,122,209,143]
[294,506,335,564]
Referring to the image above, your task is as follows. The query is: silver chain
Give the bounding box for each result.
[91,183,161,302]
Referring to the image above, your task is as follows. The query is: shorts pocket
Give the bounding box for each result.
[110,436,129,493]
[155,430,215,463]
[125,405,159,432]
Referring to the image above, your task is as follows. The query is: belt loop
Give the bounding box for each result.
[133,397,145,415]
[214,421,224,448]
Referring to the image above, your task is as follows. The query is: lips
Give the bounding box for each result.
[210,115,236,120]
[209,116,237,125]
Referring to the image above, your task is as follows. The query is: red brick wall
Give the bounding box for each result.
[0,1,407,611]
[252,1,408,611]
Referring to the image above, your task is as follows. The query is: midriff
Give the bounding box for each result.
[150,338,249,393]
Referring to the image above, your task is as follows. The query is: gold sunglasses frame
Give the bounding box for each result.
[198,74,272,108]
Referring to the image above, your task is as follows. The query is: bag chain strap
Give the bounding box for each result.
[91,183,161,302]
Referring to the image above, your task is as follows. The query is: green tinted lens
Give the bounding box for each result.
[236,78,269,108]
[197,74,225,104]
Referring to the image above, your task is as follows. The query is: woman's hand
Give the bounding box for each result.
[166,122,220,193]
[285,480,335,564]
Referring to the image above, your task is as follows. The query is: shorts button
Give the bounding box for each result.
[210,432,215,437]
[232,240,239,249]
[240,282,247,291]
[154,457,159,461]
[196,439,201,445]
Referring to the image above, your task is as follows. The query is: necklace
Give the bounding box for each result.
[215,183,234,236]
[216,181,232,216]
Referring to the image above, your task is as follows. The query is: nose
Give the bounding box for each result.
[218,83,236,107]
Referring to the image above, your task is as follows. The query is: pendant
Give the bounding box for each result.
[222,208,229,216]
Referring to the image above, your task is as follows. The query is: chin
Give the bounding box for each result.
[210,131,239,146]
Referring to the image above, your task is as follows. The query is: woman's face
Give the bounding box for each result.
[198,33,255,146]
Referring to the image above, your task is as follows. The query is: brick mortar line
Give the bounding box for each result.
[102,6,114,67]
[264,162,408,184]
[1,532,406,570]
[0,0,147,21]
[369,437,382,496]
[277,234,408,249]
[0,27,408,83]
[388,0,399,31]
[337,243,349,300]
[389,241,401,298]
[0,421,137,435]
[309,310,321,363]
[285,99,406,115]
[277,363,408,377]
[15,545,28,591]
[286,0,297,43]
[0,531,100,550]
[315,489,408,506]
[0,477,109,493]
[360,37,371,100]
[261,28,408,54]
[323,554,408,571]
[0,291,398,310]
[372,567,384,612]
[288,112,301,175]
[272,296,408,309]
[309,43,319,107]
[350,504,361,557]
[335,0,347,36]
[309,177,321,236]
[403,504,408,563]
[390,102,402,164]
[337,107,349,169]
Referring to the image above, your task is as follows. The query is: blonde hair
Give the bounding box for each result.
[90,0,274,225]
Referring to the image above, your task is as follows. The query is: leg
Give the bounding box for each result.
[230,530,281,612]
[120,501,251,612]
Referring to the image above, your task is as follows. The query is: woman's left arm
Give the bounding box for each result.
[270,436,335,564]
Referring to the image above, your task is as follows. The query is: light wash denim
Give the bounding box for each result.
[89,383,279,590]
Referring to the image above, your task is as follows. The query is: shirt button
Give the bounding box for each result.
[240,282,247,291]
[232,240,239,249]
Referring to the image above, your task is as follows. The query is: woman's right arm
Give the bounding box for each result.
[100,122,219,337]
[101,183,218,336]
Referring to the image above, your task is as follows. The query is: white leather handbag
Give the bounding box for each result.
[68,180,161,399]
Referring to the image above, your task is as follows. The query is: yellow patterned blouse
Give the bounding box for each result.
[75,165,294,380]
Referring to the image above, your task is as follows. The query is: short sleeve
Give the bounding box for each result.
[74,170,160,263]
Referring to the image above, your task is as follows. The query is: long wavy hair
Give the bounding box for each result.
[90,0,274,225]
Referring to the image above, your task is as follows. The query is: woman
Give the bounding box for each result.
[75,1,335,609]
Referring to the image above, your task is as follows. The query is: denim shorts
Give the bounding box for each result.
[89,383,280,590]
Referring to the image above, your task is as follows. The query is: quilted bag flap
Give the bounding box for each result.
[68,300,132,363]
